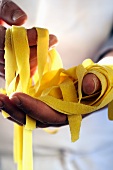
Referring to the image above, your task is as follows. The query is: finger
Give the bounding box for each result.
[30,46,37,59]
[27,28,58,47]
[28,29,58,76]
[0,26,5,72]
[36,121,50,128]
[49,34,58,49]
[0,26,5,75]
[10,92,68,125]
[0,26,6,50]
[29,46,37,76]
[0,0,27,26]
[0,50,5,64]
[82,73,101,95]
[0,93,26,124]
[0,93,56,127]
[36,121,67,128]
[8,117,23,126]
[8,115,48,128]
[27,28,37,46]
[30,61,37,77]
[0,63,5,76]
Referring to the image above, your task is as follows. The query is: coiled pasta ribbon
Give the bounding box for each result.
[2,26,113,170]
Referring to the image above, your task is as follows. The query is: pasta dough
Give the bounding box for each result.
[2,26,113,170]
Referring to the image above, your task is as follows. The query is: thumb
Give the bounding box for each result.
[10,92,67,124]
[0,0,27,26]
[82,73,101,95]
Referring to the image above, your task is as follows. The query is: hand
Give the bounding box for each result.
[0,92,68,127]
[0,0,27,26]
[0,32,101,128]
[0,73,101,127]
[0,0,27,77]
[0,0,101,127]
[0,26,58,78]
[0,1,58,77]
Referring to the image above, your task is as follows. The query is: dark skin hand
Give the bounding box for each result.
[0,0,102,128]
[0,0,58,77]
[0,0,27,25]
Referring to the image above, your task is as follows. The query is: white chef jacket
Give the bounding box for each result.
[0,0,113,170]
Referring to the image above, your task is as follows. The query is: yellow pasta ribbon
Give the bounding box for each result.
[2,26,113,170]
[2,26,62,170]
[37,60,113,142]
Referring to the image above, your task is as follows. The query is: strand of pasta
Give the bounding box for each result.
[2,26,113,170]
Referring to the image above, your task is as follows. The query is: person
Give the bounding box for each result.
[0,0,113,170]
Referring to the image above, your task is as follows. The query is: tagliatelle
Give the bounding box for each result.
[2,26,62,170]
[1,26,113,170]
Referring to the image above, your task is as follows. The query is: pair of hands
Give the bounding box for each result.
[0,0,101,128]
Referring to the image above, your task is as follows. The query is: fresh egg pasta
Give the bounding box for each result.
[1,26,113,170]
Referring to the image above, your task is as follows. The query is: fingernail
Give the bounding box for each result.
[92,76,101,93]
[82,73,101,95]
[0,100,4,108]
[12,10,26,21]
[49,35,58,48]
[10,96,21,106]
